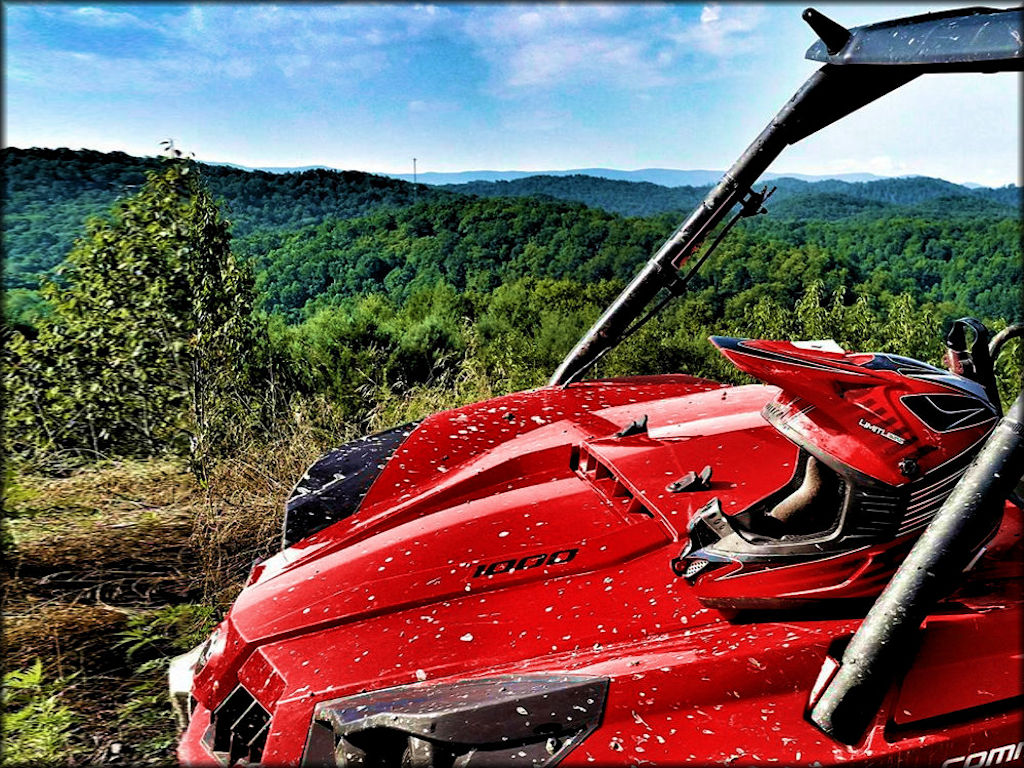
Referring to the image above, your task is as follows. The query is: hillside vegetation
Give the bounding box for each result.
[3,147,454,290]
[2,147,1021,765]
[5,147,1022,451]
[437,172,1021,218]
[251,197,1020,323]
[4,147,1019,294]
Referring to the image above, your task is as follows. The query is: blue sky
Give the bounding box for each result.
[4,2,1020,186]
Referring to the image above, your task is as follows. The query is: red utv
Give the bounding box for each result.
[172,7,1023,767]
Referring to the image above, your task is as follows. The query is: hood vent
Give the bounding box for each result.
[206,685,270,766]
[573,445,653,518]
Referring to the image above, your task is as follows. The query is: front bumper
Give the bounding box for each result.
[169,644,203,731]
[173,665,609,767]
[177,699,218,767]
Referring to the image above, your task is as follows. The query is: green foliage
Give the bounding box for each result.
[596,281,947,386]
[110,605,219,761]
[1,465,41,521]
[3,147,453,290]
[255,198,674,319]
[732,214,1022,322]
[990,326,1023,410]
[3,155,275,470]
[5,148,1019,339]
[270,274,979,442]
[474,277,622,389]
[117,603,218,661]
[113,670,179,761]
[249,192,1020,330]
[3,288,51,337]
[2,660,79,765]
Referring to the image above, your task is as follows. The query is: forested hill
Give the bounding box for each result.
[438,174,1022,218]
[251,196,1021,324]
[3,147,454,289]
[4,147,1020,307]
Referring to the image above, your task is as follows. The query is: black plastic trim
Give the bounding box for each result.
[283,421,420,548]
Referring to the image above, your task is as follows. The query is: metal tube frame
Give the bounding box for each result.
[549,64,918,386]
[809,392,1024,743]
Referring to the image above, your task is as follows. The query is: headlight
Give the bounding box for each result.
[168,623,226,730]
[301,674,608,767]
[195,623,227,672]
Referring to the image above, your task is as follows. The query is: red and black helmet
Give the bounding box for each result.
[673,335,1000,610]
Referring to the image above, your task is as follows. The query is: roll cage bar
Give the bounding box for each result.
[550,5,1023,387]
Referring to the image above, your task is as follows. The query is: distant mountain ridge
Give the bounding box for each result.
[210,159,1018,218]
[384,168,893,186]
[432,173,1021,219]
[210,162,986,188]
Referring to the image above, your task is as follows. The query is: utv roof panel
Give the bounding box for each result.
[805,6,1023,70]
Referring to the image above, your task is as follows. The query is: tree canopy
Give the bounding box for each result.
[4,155,273,466]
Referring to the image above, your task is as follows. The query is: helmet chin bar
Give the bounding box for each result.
[767,455,841,534]
[671,448,853,588]
[681,453,846,555]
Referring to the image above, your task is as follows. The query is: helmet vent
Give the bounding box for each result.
[684,559,709,579]
[848,486,903,537]
[897,467,969,536]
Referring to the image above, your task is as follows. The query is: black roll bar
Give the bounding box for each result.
[809,391,1024,743]
[549,6,1022,386]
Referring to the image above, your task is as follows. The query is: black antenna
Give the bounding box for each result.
[803,8,850,55]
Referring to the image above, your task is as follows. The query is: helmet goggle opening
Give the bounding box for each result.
[678,449,850,567]
[738,449,848,541]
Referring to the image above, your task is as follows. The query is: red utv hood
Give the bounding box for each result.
[193,378,802,711]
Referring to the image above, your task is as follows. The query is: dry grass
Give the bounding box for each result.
[1,417,386,764]
[2,443,319,765]
[4,603,134,676]
[5,460,204,607]
[195,421,337,601]
[361,341,505,433]
[5,459,195,519]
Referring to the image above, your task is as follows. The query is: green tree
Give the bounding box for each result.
[4,152,270,470]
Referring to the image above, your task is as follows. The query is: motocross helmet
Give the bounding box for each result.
[671,334,1000,610]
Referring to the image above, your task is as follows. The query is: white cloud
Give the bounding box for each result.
[11,4,460,93]
[700,5,721,25]
[407,99,459,116]
[460,4,767,96]
[186,7,206,34]
[668,4,764,56]
[67,6,148,28]
[222,58,256,80]
[6,46,256,93]
[461,5,680,93]
[274,54,311,79]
